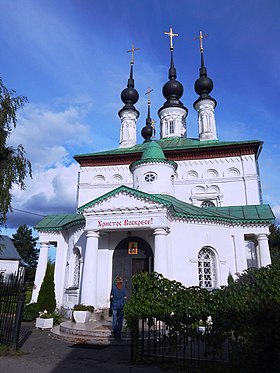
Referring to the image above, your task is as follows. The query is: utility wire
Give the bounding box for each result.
[11,208,45,217]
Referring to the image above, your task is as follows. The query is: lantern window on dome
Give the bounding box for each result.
[169,120,175,134]
[144,172,157,183]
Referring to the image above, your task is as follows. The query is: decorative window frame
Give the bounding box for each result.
[198,247,217,290]
[190,185,223,207]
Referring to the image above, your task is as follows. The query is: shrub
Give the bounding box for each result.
[73,304,94,312]
[22,302,39,321]
[36,261,56,313]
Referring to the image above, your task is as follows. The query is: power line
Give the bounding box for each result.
[11,208,45,217]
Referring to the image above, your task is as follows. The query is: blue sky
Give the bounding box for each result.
[1,0,279,238]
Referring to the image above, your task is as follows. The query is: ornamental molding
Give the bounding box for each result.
[75,144,258,167]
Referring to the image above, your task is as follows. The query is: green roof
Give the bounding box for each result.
[74,137,262,159]
[78,185,274,225]
[130,141,178,171]
[35,214,85,232]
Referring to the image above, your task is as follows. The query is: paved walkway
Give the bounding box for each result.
[0,322,177,373]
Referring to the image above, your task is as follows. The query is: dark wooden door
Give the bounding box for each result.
[112,237,153,298]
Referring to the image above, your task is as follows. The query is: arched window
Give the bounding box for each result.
[201,200,215,207]
[169,120,174,134]
[72,248,81,288]
[198,247,217,289]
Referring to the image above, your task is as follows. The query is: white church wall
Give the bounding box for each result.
[167,221,257,288]
[132,162,175,195]
[78,165,133,207]
[77,153,260,209]
[174,155,260,206]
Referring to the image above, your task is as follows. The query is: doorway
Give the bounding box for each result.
[112,236,153,298]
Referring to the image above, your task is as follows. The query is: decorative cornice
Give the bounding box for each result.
[74,143,261,167]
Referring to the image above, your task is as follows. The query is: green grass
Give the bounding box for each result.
[0,344,26,356]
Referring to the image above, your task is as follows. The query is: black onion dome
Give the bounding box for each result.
[141,96,154,142]
[141,123,153,142]
[118,64,139,117]
[158,50,188,114]
[194,52,216,107]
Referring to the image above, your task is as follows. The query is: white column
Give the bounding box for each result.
[153,228,169,278]
[31,242,49,303]
[257,233,271,267]
[80,230,99,307]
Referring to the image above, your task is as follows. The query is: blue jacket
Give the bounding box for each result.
[110,284,127,309]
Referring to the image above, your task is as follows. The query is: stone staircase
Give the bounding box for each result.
[51,310,130,345]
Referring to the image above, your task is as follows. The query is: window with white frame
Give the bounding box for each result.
[169,120,174,134]
[245,239,258,268]
[198,247,217,289]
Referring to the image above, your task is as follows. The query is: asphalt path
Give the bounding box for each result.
[0,322,176,373]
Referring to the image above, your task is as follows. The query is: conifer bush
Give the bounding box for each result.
[36,261,56,313]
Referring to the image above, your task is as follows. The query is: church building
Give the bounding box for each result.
[31,30,274,313]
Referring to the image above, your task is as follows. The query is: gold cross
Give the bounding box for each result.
[164,27,178,50]
[127,44,140,64]
[145,88,154,104]
[195,31,208,52]
[151,119,156,128]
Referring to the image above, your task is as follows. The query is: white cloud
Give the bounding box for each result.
[9,102,92,168]
[272,206,280,226]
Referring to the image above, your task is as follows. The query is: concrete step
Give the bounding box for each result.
[59,320,112,338]
[51,325,111,345]
[51,320,131,346]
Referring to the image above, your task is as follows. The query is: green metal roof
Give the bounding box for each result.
[35,214,85,232]
[130,141,178,171]
[35,187,274,232]
[74,137,262,159]
[78,185,274,225]
[141,141,166,160]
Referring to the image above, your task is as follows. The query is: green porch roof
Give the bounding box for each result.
[35,213,85,232]
[35,187,274,232]
[74,137,263,159]
[78,185,274,225]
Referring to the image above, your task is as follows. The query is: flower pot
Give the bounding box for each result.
[73,310,92,323]
[35,317,54,329]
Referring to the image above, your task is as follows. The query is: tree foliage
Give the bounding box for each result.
[126,268,280,371]
[0,78,31,223]
[269,223,280,265]
[12,224,39,267]
[36,261,56,313]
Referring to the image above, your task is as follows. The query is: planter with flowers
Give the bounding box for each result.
[36,310,54,329]
[73,304,95,323]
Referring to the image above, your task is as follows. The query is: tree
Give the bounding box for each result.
[0,78,31,223]
[12,224,39,266]
[12,224,39,282]
[269,224,280,266]
[37,261,56,313]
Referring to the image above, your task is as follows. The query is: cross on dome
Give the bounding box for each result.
[195,31,208,53]
[127,44,140,64]
[164,27,178,50]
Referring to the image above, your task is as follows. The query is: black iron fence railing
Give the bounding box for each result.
[132,317,231,369]
[0,273,26,349]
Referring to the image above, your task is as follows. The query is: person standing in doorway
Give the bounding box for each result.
[110,275,127,341]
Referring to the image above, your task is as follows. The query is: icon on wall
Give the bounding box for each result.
[128,242,138,255]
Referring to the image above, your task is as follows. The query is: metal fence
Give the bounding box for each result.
[133,318,231,369]
[0,273,26,349]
